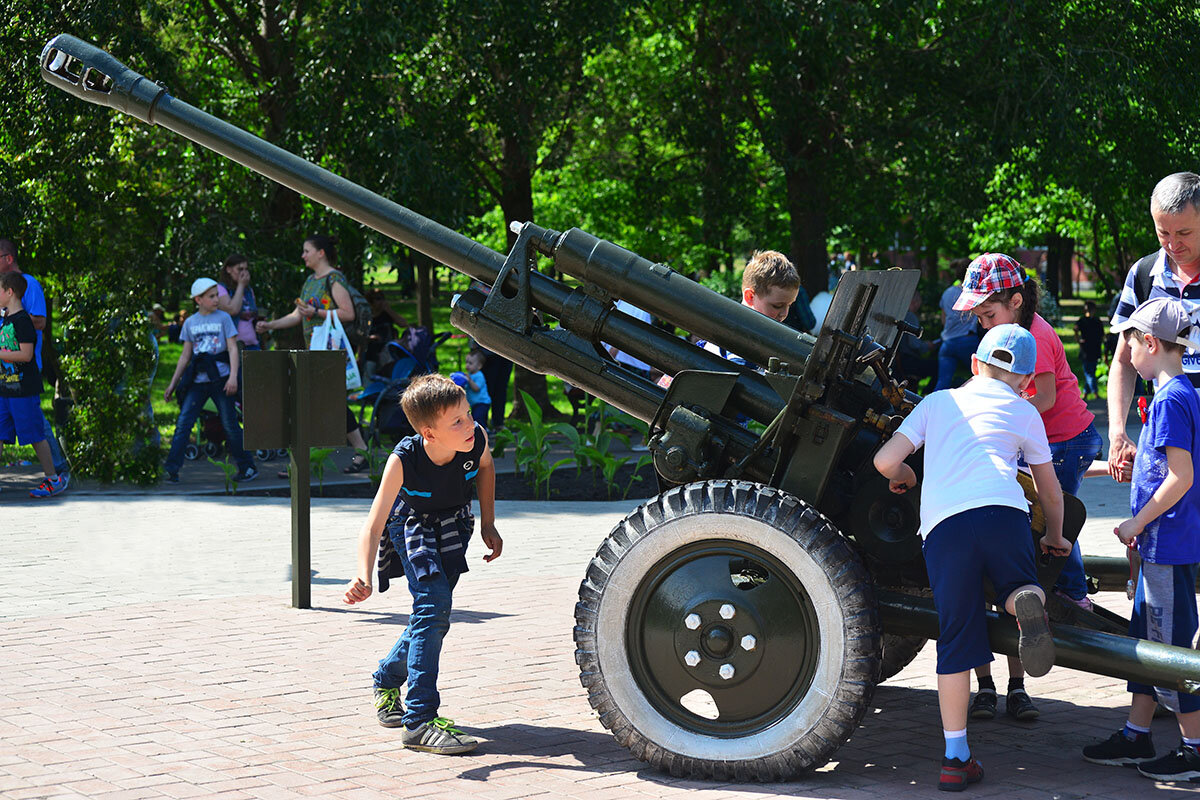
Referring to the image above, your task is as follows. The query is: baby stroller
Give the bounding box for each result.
[183,404,227,461]
[353,327,452,447]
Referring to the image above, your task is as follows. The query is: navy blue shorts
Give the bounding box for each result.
[0,394,46,446]
[1128,561,1200,713]
[923,505,1039,675]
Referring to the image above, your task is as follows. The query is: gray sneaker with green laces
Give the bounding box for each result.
[374,687,405,728]
[401,717,479,755]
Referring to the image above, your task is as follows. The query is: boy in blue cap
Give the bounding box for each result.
[875,323,1069,791]
[1083,297,1200,782]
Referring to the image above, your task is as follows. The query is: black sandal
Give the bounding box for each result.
[344,455,369,474]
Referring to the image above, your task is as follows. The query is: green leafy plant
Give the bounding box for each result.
[357,447,387,488]
[623,453,655,499]
[207,455,237,495]
[310,447,336,496]
[569,397,653,499]
[507,389,575,499]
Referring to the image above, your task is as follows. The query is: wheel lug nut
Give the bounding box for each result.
[740,634,757,651]
[719,604,735,620]
[684,650,701,667]
[718,663,735,680]
[684,613,701,630]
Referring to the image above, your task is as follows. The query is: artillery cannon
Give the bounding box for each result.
[41,34,1200,782]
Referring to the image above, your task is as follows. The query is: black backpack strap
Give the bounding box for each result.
[1133,253,1157,306]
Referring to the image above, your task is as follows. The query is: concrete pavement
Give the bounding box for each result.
[4,466,1198,799]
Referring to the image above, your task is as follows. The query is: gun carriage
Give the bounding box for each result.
[41,34,1200,781]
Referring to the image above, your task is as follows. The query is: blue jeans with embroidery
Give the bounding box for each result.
[164,380,252,476]
[935,334,978,391]
[373,542,461,727]
[1049,423,1103,600]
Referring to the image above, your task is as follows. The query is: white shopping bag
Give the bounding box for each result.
[309,311,332,352]
[311,311,363,391]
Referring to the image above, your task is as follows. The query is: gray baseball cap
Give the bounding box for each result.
[1111,297,1194,347]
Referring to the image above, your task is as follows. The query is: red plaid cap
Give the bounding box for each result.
[952,253,1026,312]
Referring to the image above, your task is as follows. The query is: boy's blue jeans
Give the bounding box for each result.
[1049,423,1103,600]
[373,545,461,728]
[164,381,252,475]
[1080,359,1098,396]
[935,334,977,391]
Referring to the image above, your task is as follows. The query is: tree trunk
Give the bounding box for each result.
[498,133,559,421]
[1045,233,1062,299]
[414,253,434,330]
[1060,237,1076,300]
[783,164,829,298]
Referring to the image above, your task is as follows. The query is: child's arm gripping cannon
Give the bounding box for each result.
[42,33,1200,781]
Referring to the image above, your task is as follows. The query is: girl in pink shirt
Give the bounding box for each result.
[952,253,1101,720]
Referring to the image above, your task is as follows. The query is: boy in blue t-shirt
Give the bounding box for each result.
[162,278,256,483]
[1083,298,1200,782]
[874,323,1069,791]
[344,373,503,756]
[463,350,491,428]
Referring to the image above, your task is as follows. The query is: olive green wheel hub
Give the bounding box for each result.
[575,481,881,781]
[631,543,820,736]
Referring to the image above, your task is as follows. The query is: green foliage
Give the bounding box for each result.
[497,389,576,500]
[207,455,237,495]
[57,276,161,484]
[699,270,744,301]
[309,447,336,496]
[567,397,652,500]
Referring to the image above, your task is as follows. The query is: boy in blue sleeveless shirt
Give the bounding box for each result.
[1083,298,1200,782]
[344,373,503,755]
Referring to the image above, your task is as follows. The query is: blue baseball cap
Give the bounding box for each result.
[975,323,1037,375]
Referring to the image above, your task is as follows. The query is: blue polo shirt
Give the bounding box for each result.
[19,272,46,371]
[1131,375,1200,564]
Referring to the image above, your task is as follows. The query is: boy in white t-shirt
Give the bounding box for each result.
[874,323,1070,791]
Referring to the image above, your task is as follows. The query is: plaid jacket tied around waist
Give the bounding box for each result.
[376,497,473,593]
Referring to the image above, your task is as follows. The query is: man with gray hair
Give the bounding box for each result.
[1108,172,1200,476]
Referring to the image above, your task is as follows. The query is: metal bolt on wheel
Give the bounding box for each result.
[574,480,881,781]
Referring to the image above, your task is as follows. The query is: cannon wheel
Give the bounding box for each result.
[879,634,927,681]
[574,480,880,781]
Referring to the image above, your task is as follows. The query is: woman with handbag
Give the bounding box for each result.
[256,234,372,474]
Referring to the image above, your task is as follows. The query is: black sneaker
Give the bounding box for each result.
[1138,743,1200,781]
[374,687,405,728]
[233,466,258,483]
[968,689,997,720]
[401,717,478,754]
[1005,689,1039,721]
[1083,729,1155,766]
[165,472,180,484]
[1013,590,1055,677]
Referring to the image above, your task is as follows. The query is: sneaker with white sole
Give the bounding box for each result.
[968,688,997,720]
[374,687,405,728]
[1083,729,1155,766]
[1138,743,1200,781]
[401,717,478,755]
[29,474,68,498]
[233,466,258,483]
[1005,689,1039,721]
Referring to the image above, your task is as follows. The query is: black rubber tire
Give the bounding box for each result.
[574,480,880,781]
[878,634,927,681]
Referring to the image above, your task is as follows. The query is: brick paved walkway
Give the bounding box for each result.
[3,484,1197,798]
